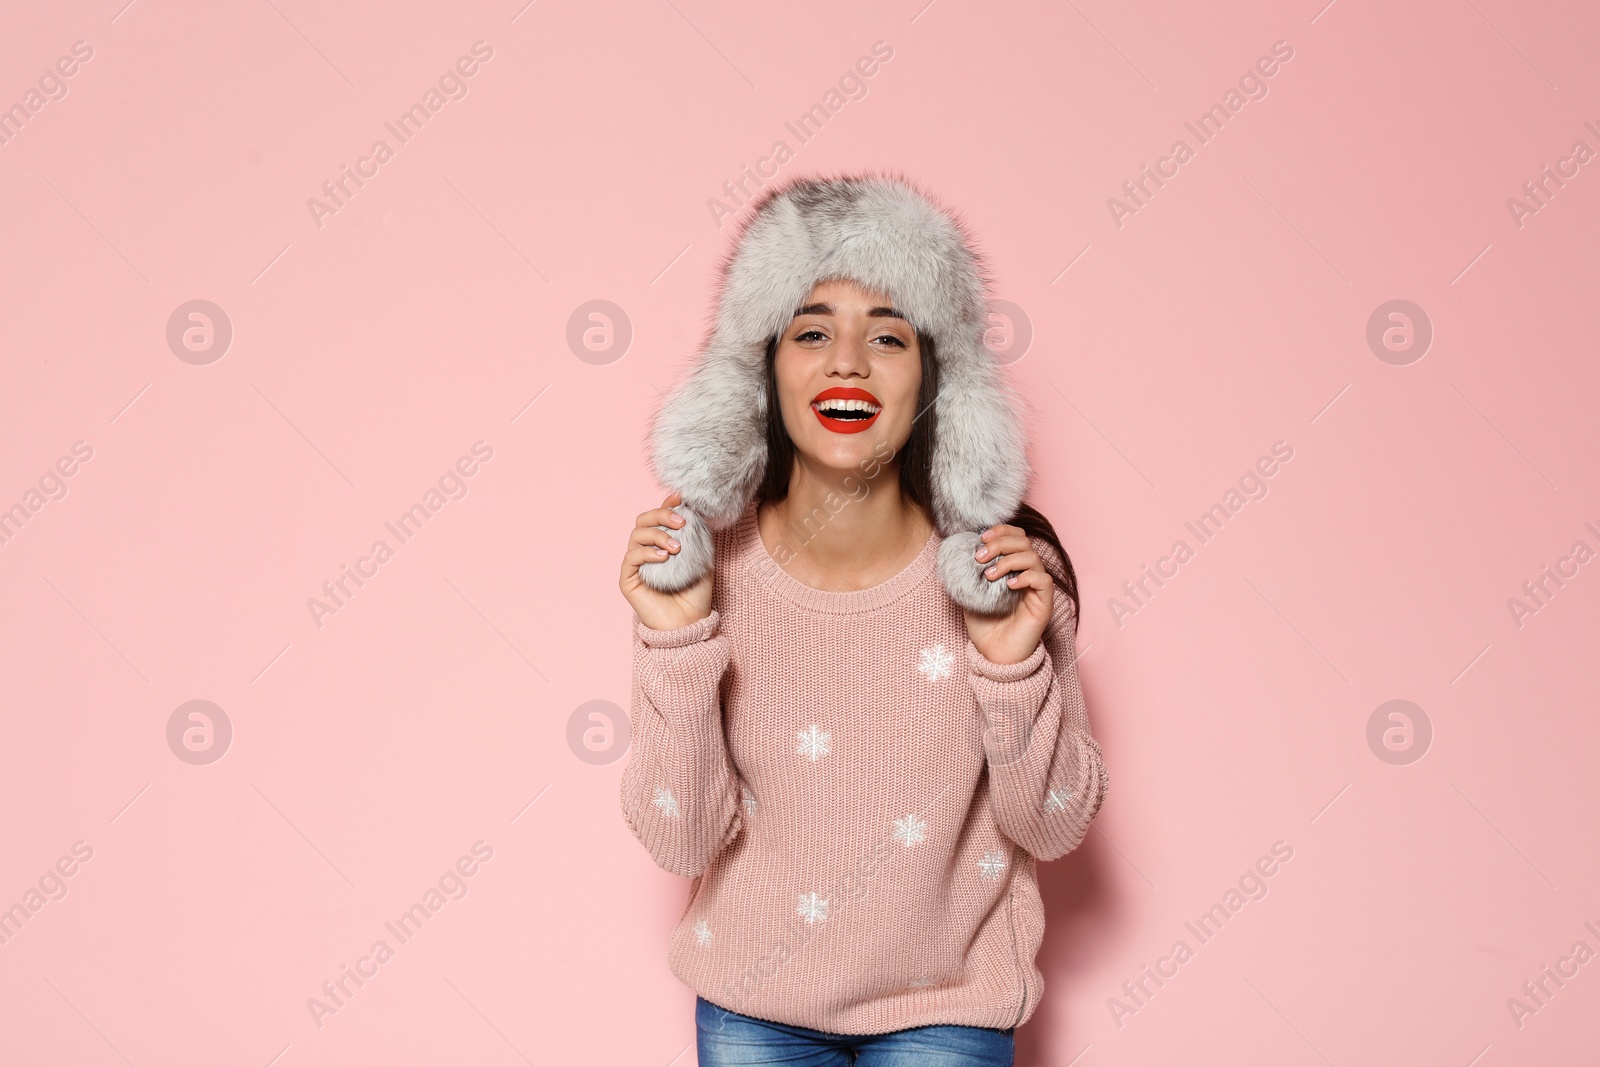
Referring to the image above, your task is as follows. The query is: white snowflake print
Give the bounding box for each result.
[908,975,938,988]
[693,919,713,947]
[916,644,955,683]
[893,814,927,847]
[741,786,758,816]
[796,724,832,762]
[653,785,680,818]
[797,891,830,925]
[1043,788,1077,814]
[976,849,1009,881]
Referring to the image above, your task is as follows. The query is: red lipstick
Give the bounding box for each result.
[810,386,882,434]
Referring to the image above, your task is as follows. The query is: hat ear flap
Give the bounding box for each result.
[938,532,1023,616]
[636,505,717,594]
[927,332,1031,534]
[928,329,1032,613]
[646,336,770,529]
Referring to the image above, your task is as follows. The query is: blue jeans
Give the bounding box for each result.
[695,995,1016,1066]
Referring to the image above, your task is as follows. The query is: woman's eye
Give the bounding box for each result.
[792,329,905,347]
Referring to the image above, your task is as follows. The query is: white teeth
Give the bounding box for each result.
[814,398,881,414]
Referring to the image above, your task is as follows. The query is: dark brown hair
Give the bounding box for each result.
[758,331,1080,619]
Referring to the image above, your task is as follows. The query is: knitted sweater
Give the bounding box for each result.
[619,501,1108,1035]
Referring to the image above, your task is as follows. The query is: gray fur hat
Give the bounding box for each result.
[638,171,1031,616]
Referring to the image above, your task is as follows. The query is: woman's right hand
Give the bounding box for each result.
[619,491,714,632]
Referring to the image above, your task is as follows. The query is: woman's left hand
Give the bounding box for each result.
[963,524,1054,665]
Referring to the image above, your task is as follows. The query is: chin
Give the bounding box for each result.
[803,438,877,471]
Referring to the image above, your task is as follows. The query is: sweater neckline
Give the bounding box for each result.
[735,501,940,615]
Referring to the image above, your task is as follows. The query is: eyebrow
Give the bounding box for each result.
[792,302,907,321]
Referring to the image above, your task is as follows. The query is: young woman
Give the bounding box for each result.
[617,174,1108,1066]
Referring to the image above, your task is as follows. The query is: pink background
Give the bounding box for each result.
[3,0,1597,1063]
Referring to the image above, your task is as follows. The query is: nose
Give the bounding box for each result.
[823,332,871,379]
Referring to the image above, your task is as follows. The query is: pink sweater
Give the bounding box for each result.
[620,501,1108,1035]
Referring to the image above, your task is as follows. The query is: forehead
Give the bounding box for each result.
[800,276,895,307]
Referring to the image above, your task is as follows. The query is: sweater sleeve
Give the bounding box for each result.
[966,566,1108,862]
[618,608,744,878]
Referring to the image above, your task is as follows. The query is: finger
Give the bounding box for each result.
[627,544,670,566]
[631,527,682,553]
[1001,565,1051,593]
[636,505,687,530]
[975,532,1033,562]
[979,531,1030,556]
[982,548,1039,582]
[622,530,678,581]
[623,541,676,574]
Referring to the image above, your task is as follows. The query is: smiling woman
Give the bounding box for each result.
[773,281,918,466]
[618,173,1107,1065]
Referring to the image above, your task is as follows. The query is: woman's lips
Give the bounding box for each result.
[811,386,882,435]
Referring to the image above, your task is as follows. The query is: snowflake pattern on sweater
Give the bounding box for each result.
[1043,788,1076,814]
[917,644,955,682]
[795,724,832,762]
[797,891,830,925]
[976,849,1009,881]
[652,785,680,818]
[893,813,928,847]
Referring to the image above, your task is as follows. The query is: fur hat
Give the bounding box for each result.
[638,171,1031,616]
